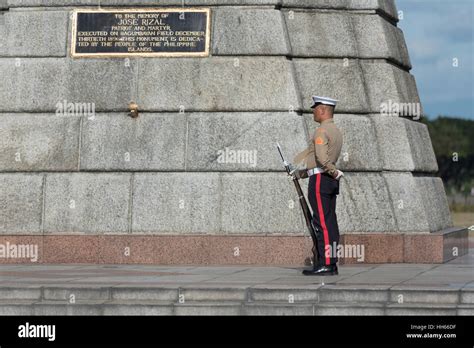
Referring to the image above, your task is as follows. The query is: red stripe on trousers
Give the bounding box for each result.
[315,174,330,266]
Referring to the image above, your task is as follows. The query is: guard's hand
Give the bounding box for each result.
[288,167,299,178]
[334,170,344,180]
[297,169,308,179]
[289,169,308,179]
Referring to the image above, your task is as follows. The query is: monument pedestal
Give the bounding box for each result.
[339,227,469,264]
[0,228,468,265]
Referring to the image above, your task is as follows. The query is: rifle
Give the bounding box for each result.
[276,143,319,265]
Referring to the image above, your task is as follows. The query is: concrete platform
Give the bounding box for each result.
[0,247,473,316]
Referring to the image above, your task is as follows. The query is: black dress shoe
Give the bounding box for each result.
[302,264,338,276]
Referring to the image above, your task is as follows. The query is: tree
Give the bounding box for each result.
[421,116,474,195]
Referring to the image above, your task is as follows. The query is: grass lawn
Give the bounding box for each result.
[451,212,474,239]
[451,212,474,227]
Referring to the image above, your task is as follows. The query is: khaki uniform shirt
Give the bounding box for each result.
[293,118,343,178]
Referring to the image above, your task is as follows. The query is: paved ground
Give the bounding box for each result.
[1,249,473,289]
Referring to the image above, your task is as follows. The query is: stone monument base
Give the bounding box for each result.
[0,227,468,265]
[340,227,469,264]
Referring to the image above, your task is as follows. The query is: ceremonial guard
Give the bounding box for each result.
[293,96,344,276]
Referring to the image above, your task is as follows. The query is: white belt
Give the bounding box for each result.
[307,167,325,177]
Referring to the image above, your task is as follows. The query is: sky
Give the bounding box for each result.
[396,0,473,120]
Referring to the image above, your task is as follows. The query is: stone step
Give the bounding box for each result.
[1,285,472,303]
[1,285,473,315]
[1,300,473,316]
[0,284,474,304]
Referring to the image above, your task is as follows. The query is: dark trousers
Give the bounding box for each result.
[308,173,340,266]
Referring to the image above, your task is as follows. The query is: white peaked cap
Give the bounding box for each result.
[310,96,338,108]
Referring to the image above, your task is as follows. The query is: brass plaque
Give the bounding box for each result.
[71,8,211,58]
